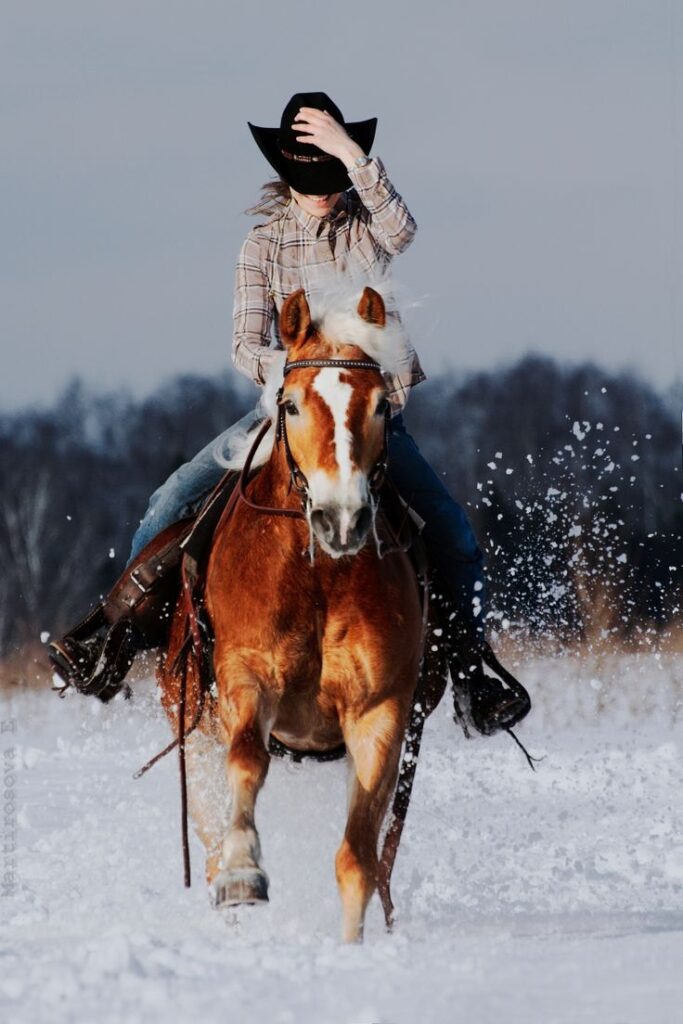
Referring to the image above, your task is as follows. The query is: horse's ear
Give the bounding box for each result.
[280,289,312,348]
[357,287,386,327]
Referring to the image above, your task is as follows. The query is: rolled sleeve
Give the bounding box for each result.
[232,234,275,386]
[347,157,417,255]
[386,352,427,415]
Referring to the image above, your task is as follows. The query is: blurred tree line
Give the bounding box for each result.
[0,357,680,659]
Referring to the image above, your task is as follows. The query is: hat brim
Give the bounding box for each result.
[248,118,377,195]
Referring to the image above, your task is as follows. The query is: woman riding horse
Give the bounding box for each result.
[49,91,529,736]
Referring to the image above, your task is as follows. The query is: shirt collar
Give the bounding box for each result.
[286,194,349,238]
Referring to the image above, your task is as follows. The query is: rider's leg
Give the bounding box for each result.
[386,413,485,634]
[386,413,530,735]
[129,406,263,562]
[50,406,264,697]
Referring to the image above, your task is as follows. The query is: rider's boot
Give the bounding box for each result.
[48,518,193,702]
[427,578,530,736]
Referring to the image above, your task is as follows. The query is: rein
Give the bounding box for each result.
[237,417,306,520]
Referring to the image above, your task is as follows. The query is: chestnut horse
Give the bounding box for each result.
[158,286,425,943]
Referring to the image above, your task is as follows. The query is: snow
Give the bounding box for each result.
[1,654,682,1024]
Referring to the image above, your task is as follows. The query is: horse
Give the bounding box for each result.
[157,285,430,943]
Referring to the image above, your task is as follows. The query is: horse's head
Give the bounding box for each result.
[278,286,398,558]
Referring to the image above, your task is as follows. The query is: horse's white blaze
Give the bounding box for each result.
[311,368,368,545]
[313,368,353,484]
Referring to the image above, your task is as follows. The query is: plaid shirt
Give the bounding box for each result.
[232,157,426,412]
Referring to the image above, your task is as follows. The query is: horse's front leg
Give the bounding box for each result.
[336,695,408,943]
[183,729,231,887]
[213,669,274,907]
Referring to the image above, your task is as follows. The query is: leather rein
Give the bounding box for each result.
[238,357,392,520]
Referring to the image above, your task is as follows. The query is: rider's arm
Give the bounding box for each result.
[347,157,417,256]
[232,233,277,386]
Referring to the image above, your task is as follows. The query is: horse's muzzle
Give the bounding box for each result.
[310,504,374,557]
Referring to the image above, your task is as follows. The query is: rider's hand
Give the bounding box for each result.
[292,107,365,169]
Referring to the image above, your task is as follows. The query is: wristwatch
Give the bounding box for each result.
[352,155,371,170]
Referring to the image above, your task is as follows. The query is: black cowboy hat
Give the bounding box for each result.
[248,92,377,195]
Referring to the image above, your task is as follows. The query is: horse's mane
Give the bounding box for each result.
[310,281,410,377]
[214,284,410,472]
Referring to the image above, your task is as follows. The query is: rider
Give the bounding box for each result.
[49,92,530,736]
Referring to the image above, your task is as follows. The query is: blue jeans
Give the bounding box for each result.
[128,405,263,560]
[387,415,485,629]
[129,410,485,629]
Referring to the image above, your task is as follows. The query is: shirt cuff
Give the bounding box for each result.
[256,348,278,386]
[347,155,384,192]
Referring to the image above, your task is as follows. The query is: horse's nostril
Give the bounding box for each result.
[352,505,373,540]
[310,507,334,541]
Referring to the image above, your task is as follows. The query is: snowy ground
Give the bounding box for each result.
[1,653,682,1024]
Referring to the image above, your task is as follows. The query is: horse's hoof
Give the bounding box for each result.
[212,868,269,908]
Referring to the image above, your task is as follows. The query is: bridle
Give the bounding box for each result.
[238,357,392,521]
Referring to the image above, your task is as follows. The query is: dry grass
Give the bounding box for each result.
[0,642,159,697]
[0,642,53,694]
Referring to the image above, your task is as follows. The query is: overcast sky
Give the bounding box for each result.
[2,0,681,410]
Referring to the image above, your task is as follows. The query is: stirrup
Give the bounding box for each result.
[49,635,102,691]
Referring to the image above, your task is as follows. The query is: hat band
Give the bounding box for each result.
[280,148,334,164]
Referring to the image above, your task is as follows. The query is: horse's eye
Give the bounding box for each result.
[375,397,390,417]
[283,399,299,416]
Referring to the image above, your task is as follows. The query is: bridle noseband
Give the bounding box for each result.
[275,357,392,512]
